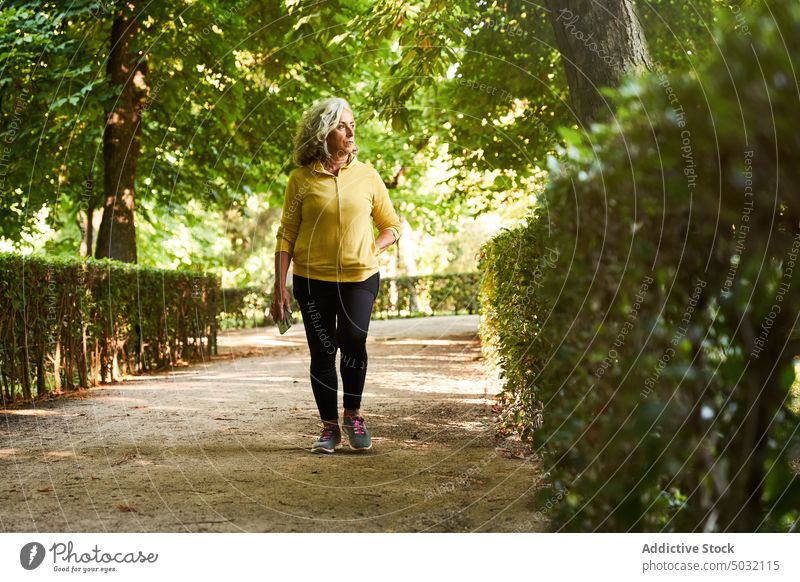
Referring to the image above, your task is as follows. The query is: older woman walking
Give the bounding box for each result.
[270,97,402,453]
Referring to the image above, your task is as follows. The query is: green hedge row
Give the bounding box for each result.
[0,258,477,404]
[478,3,800,532]
[373,272,482,318]
[218,286,270,330]
[218,272,482,331]
[0,254,218,405]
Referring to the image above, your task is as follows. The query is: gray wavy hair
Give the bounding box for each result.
[292,97,353,167]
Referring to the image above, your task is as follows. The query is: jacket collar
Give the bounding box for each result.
[311,152,357,176]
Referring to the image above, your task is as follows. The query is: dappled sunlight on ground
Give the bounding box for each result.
[376,338,476,347]
[0,408,84,417]
[0,315,543,533]
[44,451,77,459]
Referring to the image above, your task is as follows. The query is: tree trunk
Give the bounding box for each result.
[95,4,148,263]
[78,190,96,258]
[545,0,651,127]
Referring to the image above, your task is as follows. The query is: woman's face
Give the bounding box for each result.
[326,108,355,160]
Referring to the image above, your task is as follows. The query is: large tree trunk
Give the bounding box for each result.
[95,4,148,263]
[546,0,651,127]
[77,182,96,258]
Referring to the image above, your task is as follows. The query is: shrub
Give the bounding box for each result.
[218,273,482,331]
[373,272,482,318]
[218,286,271,330]
[479,3,800,531]
[0,254,218,404]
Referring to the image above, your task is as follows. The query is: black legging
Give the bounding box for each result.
[292,271,380,421]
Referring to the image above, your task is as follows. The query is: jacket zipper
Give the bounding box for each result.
[335,175,341,277]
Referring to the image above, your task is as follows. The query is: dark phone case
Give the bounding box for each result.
[278,306,293,334]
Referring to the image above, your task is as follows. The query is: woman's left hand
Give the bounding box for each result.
[374,229,395,255]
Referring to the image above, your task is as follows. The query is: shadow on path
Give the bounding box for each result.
[1,315,545,532]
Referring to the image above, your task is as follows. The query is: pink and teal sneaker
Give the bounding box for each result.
[312,425,342,454]
[343,415,372,451]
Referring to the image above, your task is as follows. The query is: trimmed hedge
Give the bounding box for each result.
[0,254,218,404]
[373,272,481,318]
[0,258,477,404]
[218,286,271,330]
[218,272,482,331]
[478,3,800,531]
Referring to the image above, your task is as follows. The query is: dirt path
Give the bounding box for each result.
[0,315,545,532]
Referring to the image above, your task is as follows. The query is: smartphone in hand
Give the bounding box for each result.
[277,305,293,335]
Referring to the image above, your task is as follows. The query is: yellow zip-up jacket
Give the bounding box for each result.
[274,153,403,283]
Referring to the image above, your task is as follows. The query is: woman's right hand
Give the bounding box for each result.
[270,285,291,322]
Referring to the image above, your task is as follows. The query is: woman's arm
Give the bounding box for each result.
[275,172,303,255]
[375,229,397,254]
[271,172,302,321]
[371,170,402,252]
[274,251,292,290]
[270,252,292,323]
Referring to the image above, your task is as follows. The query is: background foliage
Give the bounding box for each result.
[1,0,723,284]
[0,253,217,405]
[3,0,797,533]
[219,272,482,330]
[478,1,800,531]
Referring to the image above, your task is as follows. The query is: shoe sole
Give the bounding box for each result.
[347,440,373,451]
[311,443,342,454]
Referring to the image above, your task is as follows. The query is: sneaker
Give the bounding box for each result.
[311,425,342,454]
[343,415,372,451]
